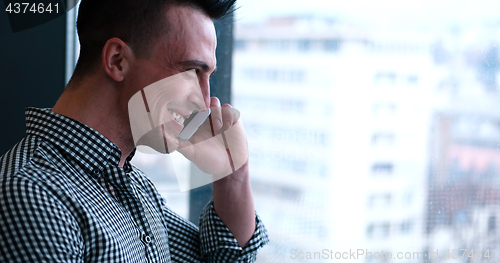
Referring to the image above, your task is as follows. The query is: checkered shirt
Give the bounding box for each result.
[0,108,269,262]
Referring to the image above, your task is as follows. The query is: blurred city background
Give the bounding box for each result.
[230,1,500,262]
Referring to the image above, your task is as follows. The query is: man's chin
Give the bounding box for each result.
[135,125,180,154]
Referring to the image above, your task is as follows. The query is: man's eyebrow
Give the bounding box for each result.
[180,60,217,76]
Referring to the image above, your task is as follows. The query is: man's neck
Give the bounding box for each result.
[52,74,134,167]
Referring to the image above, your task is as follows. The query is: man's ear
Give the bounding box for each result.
[102,38,133,82]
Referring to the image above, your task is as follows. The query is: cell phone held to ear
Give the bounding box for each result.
[177,108,211,141]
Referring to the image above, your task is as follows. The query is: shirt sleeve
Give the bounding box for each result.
[198,200,270,263]
[0,175,84,263]
[162,198,269,263]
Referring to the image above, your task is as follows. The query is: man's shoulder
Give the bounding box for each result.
[0,135,42,178]
[0,135,79,189]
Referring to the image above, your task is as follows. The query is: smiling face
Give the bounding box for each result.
[126,5,217,153]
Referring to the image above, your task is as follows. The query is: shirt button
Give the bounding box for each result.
[141,232,152,244]
[92,168,101,176]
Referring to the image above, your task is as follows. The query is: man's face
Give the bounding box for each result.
[126,5,217,153]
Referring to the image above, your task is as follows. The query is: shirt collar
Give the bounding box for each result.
[25,107,126,177]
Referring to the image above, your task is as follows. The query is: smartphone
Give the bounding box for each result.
[177,108,211,141]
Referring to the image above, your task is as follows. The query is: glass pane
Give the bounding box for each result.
[131,151,190,219]
[234,0,500,262]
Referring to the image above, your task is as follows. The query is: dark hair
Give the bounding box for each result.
[72,0,236,80]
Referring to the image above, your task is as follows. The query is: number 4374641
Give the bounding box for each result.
[5,3,59,14]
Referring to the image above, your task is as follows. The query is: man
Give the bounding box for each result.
[0,0,268,262]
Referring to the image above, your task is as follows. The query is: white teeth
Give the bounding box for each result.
[168,110,185,125]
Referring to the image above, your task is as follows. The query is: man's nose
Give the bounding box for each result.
[199,78,211,109]
[186,81,209,111]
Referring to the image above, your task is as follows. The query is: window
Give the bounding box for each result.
[382,222,390,237]
[488,216,496,235]
[372,132,395,148]
[368,193,392,208]
[367,222,391,239]
[324,39,340,52]
[298,40,312,51]
[252,180,302,201]
[372,103,397,118]
[242,68,305,84]
[232,1,500,260]
[400,220,413,234]
[374,72,397,85]
[372,163,394,176]
[366,223,374,238]
[234,96,305,113]
[407,75,419,85]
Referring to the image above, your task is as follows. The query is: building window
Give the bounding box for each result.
[382,222,391,237]
[372,163,394,176]
[489,216,496,235]
[372,132,395,148]
[407,75,419,85]
[372,103,397,118]
[242,68,306,84]
[324,39,340,52]
[368,193,392,208]
[401,220,413,234]
[367,222,391,238]
[366,223,374,238]
[374,72,397,85]
[298,40,312,51]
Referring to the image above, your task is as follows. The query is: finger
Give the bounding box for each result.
[233,108,240,123]
[221,104,235,131]
[209,97,223,130]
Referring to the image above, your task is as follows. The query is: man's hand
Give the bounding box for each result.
[178,97,255,248]
[177,97,248,180]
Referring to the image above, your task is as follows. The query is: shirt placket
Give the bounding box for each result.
[131,177,171,262]
[104,167,161,263]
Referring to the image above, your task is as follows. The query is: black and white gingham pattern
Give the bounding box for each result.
[0,108,269,262]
